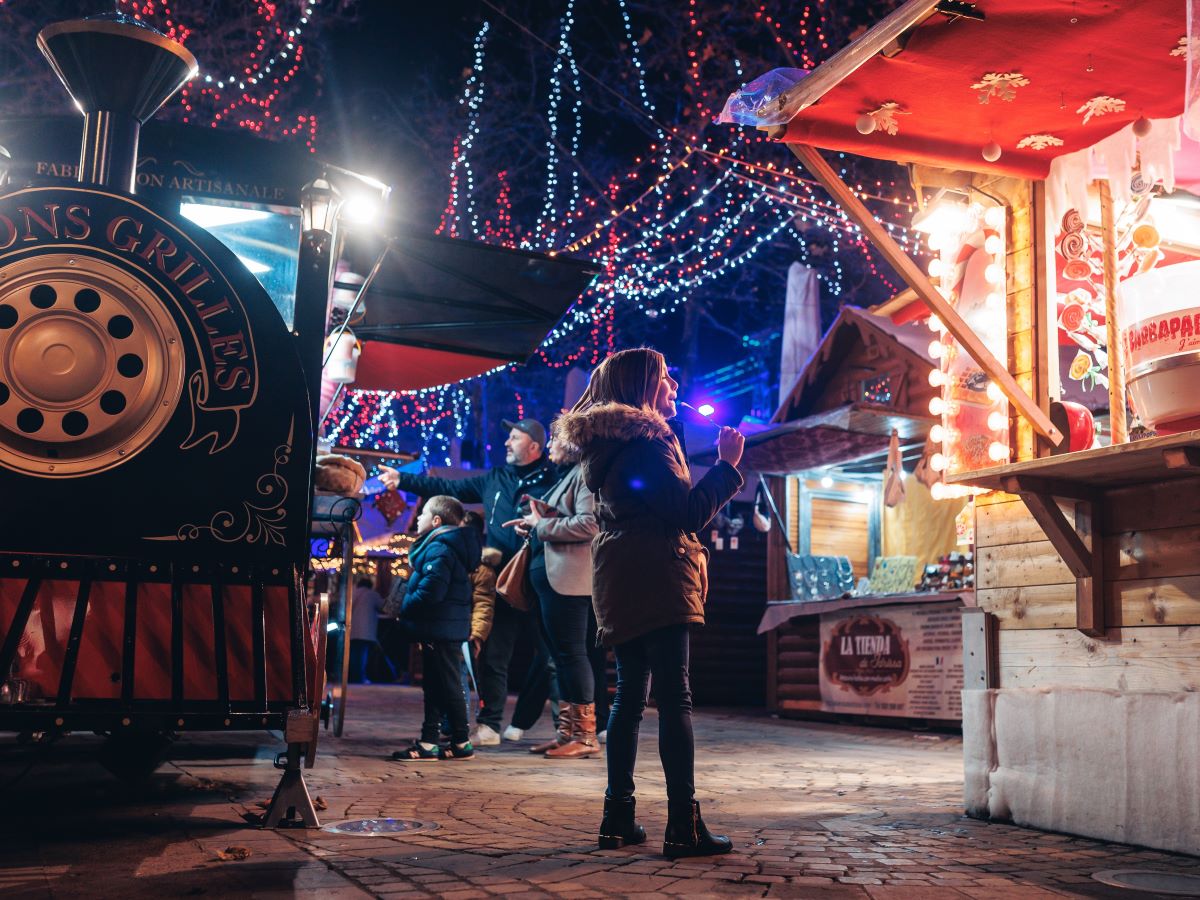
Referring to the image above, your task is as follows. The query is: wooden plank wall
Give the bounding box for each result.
[690,502,768,706]
[975,482,1200,692]
[770,614,822,714]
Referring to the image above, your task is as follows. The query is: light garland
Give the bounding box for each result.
[334,1,919,460]
[119,0,324,149]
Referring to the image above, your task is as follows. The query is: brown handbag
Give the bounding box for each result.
[496,540,533,611]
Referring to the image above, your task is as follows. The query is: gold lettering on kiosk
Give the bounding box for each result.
[19,205,60,241]
[63,205,91,240]
[107,215,143,252]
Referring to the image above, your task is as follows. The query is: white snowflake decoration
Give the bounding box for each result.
[868,101,910,136]
[1017,134,1065,150]
[971,72,1030,104]
[1077,95,1126,125]
[1170,35,1200,57]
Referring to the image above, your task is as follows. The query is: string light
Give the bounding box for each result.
[119,0,323,150]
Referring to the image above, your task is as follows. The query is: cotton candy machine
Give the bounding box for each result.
[1119,260,1200,434]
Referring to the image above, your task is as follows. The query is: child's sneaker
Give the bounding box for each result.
[390,742,440,761]
[440,741,475,760]
[502,725,524,742]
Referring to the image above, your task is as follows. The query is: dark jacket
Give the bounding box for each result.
[400,524,482,642]
[556,402,743,647]
[390,458,556,565]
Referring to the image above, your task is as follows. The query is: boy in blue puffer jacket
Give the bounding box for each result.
[390,495,482,761]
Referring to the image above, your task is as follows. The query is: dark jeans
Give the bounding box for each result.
[348,639,373,683]
[531,560,593,705]
[605,624,694,806]
[421,641,469,745]
[588,604,610,726]
[476,597,557,731]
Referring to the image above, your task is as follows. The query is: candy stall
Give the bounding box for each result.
[721,0,1200,855]
[693,306,975,724]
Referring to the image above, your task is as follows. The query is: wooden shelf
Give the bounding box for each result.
[946,429,1200,493]
[948,430,1200,637]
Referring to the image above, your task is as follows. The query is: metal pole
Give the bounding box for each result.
[333,521,354,737]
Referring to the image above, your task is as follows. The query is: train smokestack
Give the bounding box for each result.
[36,12,197,193]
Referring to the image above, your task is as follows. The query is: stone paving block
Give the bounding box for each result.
[3,684,1198,899]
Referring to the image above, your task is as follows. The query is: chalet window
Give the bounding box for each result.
[860,373,893,406]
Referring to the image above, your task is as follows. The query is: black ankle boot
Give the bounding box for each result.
[663,799,733,858]
[598,796,647,849]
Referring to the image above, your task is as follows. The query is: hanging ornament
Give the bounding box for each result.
[982,142,1002,162]
[855,113,877,134]
[1132,116,1153,137]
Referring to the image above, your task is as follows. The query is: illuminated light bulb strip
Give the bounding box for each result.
[924,202,1011,499]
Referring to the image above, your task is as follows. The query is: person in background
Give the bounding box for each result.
[505,427,600,759]
[460,511,501,730]
[389,495,481,761]
[349,577,385,684]
[381,419,558,746]
[557,347,745,857]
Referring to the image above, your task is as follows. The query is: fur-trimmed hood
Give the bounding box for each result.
[556,402,676,494]
[480,545,503,570]
[555,402,672,449]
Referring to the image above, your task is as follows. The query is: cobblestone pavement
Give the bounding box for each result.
[2,685,1197,898]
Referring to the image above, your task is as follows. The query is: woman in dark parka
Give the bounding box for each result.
[556,347,745,858]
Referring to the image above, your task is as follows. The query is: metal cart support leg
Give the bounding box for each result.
[263,741,319,828]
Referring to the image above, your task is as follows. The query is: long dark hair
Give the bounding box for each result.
[572,348,665,413]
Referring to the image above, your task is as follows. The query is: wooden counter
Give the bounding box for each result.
[764,591,971,722]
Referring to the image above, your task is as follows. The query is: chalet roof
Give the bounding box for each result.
[772,305,935,424]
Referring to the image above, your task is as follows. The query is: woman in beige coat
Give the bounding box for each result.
[505,430,600,758]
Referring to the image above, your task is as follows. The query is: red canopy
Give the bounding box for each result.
[778,0,1186,178]
[335,231,596,392]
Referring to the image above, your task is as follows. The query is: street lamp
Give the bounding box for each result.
[300,176,342,252]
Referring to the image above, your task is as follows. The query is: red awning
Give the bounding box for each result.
[334,230,596,392]
[778,0,1186,178]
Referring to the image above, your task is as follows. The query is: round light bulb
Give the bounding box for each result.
[929,424,946,443]
[982,141,1002,163]
[855,114,877,135]
[928,396,946,416]
[986,292,1003,308]
[930,481,947,501]
[927,314,944,333]
[928,258,944,278]
[987,411,1008,431]
[986,382,1003,402]
[820,475,834,489]
[930,452,948,472]
[988,441,1010,462]
[927,232,944,253]
[928,339,945,359]
[984,234,1003,255]
[985,263,1004,284]
[928,369,946,388]
[984,206,1006,230]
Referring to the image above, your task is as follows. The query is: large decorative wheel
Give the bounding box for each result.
[0,253,184,477]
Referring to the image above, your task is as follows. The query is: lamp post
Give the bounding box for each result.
[295,176,343,437]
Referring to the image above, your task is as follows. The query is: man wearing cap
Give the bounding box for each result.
[380,418,558,745]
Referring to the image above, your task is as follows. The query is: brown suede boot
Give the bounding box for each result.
[530,703,573,753]
[546,702,600,759]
